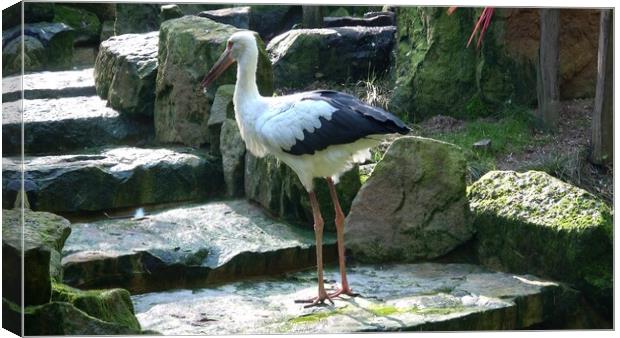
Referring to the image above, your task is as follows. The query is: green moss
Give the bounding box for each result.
[51,283,141,331]
[409,306,466,315]
[54,5,101,44]
[368,304,399,316]
[288,306,349,324]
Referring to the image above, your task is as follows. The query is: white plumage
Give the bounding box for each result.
[201,31,409,307]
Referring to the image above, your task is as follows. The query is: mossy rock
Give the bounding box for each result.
[154,16,273,146]
[2,36,47,76]
[114,3,161,35]
[2,210,71,306]
[389,7,537,122]
[469,170,613,317]
[345,136,473,262]
[51,283,141,331]
[244,153,361,232]
[53,4,101,45]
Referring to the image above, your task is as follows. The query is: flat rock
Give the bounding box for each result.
[3,68,96,102]
[2,96,153,155]
[61,200,336,293]
[2,147,222,212]
[323,12,395,27]
[198,7,251,29]
[267,26,395,89]
[2,209,72,306]
[132,263,573,334]
[94,31,159,117]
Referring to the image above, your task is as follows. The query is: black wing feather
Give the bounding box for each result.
[283,90,410,156]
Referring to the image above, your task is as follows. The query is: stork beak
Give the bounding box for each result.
[200,46,235,89]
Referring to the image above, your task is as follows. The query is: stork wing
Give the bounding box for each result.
[258,90,409,156]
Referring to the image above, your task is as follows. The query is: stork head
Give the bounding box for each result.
[200,31,258,89]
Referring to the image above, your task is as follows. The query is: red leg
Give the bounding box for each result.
[325,177,358,299]
[295,191,334,307]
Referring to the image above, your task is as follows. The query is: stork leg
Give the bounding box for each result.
[326,177,358,298]
[295,191,333,307]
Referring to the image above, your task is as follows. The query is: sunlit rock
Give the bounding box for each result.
[2,147,222,212]
[469,170,613,317]
[61,200,336,293]
[345,136,473,262]
[267,26,396,89]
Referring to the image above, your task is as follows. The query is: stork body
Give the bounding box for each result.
[202,31,409,306]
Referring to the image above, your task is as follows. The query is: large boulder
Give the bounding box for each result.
[53,4,101,45]
[345,136,473,262]
[94,31,159,117]
[206,84,236,155]
[244,153,361,232]
[2,147,222,213]
[154,16,273,147]
[2,36,47,75]
[469,170,613,317]
[51,283,141,332]
[2,210,71,306]
[267,26,395,89]
[114,3,160,35]
[2,23,75,75]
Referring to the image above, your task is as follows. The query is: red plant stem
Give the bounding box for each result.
[467,7,489,47]
[477,8,494,48]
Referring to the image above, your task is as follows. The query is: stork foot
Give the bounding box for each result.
[328,287,359,299]
[295,292,334,308]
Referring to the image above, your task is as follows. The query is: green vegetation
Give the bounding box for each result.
[288,306,349,324]
[427,107,546,182]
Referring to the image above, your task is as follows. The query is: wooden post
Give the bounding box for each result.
[591,10,614,166]
[302,6,323,28]
[536,8,561,130]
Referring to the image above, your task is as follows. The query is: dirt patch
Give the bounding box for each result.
[418,115,466,135]
[496,99,612,204]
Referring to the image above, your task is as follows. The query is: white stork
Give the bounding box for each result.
[201,31,409,307]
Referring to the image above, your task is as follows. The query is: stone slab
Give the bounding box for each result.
[2,147,222,212]
[132,263,571,334]
[2,96,153,155]
[3,68,96,102]
[62,200,336,293]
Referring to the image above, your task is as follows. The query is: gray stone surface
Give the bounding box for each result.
[114,3,161,35]
[2,147,222,212]
[94,31,159,117]
[220,120,246,197]
[2,209,71,306]
[198,7,250,29]
[132,263,571,334]
[62,200,336,293]
[323,12,395,27]
[3,68,96,102]
[345,136,473,262]
[2,22,75,75]
[244,153,361,232]
[267,26,395,89]
[206,84,235,155]
[2,96,153,155]
[154,16,272,147]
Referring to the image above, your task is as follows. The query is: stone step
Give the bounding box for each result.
[2,96,153,155]
[61,199,335,294]
[2,146,223,212]
[2,68,96,102]
[132,263,574,334]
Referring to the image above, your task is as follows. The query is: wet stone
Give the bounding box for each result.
[61,200,336,293]
[2,96,153,155]
[2,68,96,102]
[132,263,572,334]
[2,147,222,212]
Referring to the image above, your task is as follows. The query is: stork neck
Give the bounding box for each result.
[234,56,260,103]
